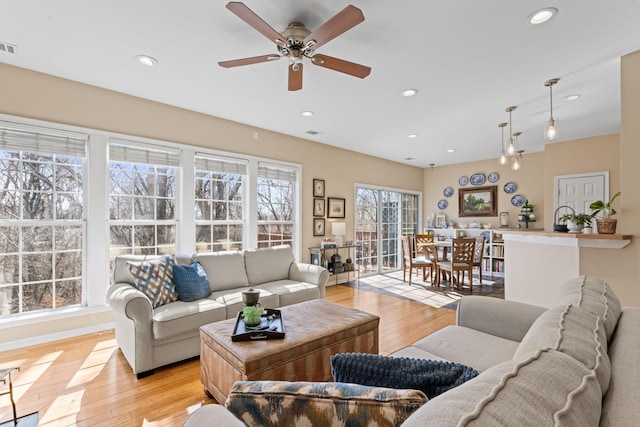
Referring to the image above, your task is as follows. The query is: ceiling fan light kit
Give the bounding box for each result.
[219,2,371,91]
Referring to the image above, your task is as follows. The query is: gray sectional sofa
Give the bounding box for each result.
[184,275,640,426]
[106,245,329,378]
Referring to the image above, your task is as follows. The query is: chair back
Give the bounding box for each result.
[473,237,485,263]
[414,234,434,257]
[401,236,412,265]
[451,238,475,263]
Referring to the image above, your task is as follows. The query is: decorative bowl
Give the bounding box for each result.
[482,223,491,229]
[458,223,467,229]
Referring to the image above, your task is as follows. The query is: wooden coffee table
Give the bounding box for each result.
[199,299,380,403]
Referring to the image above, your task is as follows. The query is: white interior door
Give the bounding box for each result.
[555,172,608,227]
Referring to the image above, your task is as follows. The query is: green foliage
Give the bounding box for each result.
[559,213,593,226]
[590,192,621,219]
[243,305,264,325]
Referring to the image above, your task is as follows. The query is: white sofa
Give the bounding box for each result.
[184,275,640,426]
[107,245,329,378]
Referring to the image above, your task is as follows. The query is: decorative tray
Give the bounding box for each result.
[231,308,285,342]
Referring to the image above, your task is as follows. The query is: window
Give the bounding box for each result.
[194,154,247,252]
[108,140,180,258]
[256,163,296,248]
[0,123,86,316]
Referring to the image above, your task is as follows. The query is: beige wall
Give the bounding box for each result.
[0,63,423,253]
[422,153,545,229]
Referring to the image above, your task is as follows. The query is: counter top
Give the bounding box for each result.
[498,229,632,240]
[500,229,632,249]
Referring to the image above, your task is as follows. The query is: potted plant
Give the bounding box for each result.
[559,213,594,233]
[590,191,621,234]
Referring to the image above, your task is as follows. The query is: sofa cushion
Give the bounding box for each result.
[255,279,321,307]
[551,275,621,341]
[331,353,478,399]
[194,251,249,291]
[404,325,520,372]
[126,255,178,308]
[402,349,602,427]
[244,245,294,286]
[225,380,427,427]
[172,262,212,302]
[152,298,226,339]
[514,304,611,394]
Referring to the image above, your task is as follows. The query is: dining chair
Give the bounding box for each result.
[401,236,433,286]
[472,236,485,285]
[436,237,476,291]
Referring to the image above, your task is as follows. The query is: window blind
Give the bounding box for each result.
[258,162,297,181]
[0,121,87,157]
[195,153,248,175]
[109,138,181,167]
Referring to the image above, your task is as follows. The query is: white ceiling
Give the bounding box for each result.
[2,1,640,167]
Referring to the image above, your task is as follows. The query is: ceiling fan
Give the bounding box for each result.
[218,2,371,91]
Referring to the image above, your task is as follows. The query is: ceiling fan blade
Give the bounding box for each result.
[219,54,280,68]
[226,2,288,46]
[311,55,371,79]
[288,63,303,91]
[303,5,364,50]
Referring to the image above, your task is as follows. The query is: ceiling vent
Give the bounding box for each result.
[0,41,18,54]
[305,130,319,135]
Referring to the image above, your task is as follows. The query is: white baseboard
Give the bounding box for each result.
[0,322,115,352]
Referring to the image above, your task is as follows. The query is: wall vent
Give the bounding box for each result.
[0,41,18,54]
[305,130,319,135]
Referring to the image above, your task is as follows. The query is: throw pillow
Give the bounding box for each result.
[172,262,212,302]
[226,380,427,427]
[331,353,479,399]
[127,255,178,308]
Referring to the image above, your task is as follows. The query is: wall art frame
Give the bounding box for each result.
[313,178,325,197]
[459,185,497,217]
[327,197,346,218]
[313,218,325,236]
[313,198,325,217]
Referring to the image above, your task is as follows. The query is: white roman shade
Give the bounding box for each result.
[258,162,297,181]
[195,153,248,175]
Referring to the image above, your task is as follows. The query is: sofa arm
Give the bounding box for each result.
[183,404,245,427]
[288,263,329,298]
[456,296,547,342]
[106,282,153,320]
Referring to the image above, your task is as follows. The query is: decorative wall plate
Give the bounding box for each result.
[470,173,486,185]
[438,199,448,209]
[503,182,517,194]
[443,187,454,197]
[488,172,500,183]
[458,176,469,186]
[511,194,525,207]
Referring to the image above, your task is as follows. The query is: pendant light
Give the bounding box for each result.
[544,78,560,140]
[512,132,522,170]
[498,122,508,165]
[506,106,517,155]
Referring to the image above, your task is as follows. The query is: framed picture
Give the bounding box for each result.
[327,197,346,218]
[313,198,325,217]
[459,185,498,217]
[313,218,325,236]
[313,178,325,197]
[435,214,446,228]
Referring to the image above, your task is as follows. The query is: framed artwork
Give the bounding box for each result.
[313,218,325,236]
[327,197,346,218]
[313,198,325,217]
[459,185,498,217]
[435,214,446,228]
[313,178,325,197]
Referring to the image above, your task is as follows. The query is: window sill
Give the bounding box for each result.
[0,305,112,330]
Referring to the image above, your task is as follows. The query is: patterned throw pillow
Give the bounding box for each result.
[172,262,212,302]
[127,255,178,308]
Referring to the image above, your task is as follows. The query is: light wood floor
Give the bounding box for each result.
[0,285,455,427]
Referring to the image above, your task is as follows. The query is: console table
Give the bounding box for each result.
[308,244,359,285]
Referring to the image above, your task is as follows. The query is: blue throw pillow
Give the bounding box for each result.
[172,262,212,302]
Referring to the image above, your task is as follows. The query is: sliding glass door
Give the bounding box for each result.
[355,186,420,276]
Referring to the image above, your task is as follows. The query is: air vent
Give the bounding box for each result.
[305,130,319,135]
[0,41,18,54]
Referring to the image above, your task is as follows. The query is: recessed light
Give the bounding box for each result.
[136,55,157,67]
[402,89,418,97]
[527,7,558,25]
[447,149,455,153]
[562,94,581,102]
[404,157,415,161]
[301,111,314,117]
[408,134,418,139]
